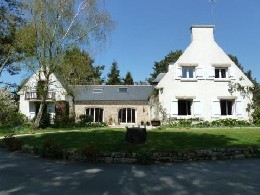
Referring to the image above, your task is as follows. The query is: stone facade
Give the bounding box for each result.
[74,101,151,125]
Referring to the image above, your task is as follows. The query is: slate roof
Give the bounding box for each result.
[73,85,154,101]
[152,73,166,84]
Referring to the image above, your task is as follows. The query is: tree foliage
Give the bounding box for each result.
[17,0,114,128]
[228,54,260,107]
[0,88,25,125]
[60,47,104,85]
[123,71,134,85]
[0,0,24,79]
[107,61,121,85]
[148,50,182,83]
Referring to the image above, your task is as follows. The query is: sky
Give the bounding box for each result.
[2,0,260,84]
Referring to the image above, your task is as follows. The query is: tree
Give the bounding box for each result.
[0,0,24,82]
[61,47,104,85]
[17,0,114,129]
[228,54,260,107]
[107,61,121,85]
[148,50,182,83]
[123,71,134,85]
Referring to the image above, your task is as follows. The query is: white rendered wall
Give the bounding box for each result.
[156,26,253,121]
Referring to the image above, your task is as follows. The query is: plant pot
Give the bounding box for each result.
[151,120,160,127]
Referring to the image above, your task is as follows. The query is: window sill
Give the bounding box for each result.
[180,78,197,82]
[214,78,230,82]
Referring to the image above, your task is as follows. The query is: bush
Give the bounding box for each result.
[6,112,27,126]
[39,111,51,129]
[167,118,251,128]
[54,101,69,127]
[79,144,99,162]
[2,134,23,151]
[252,107,260,125]
[79,114,93,124]
[39,139,66,159]
[136,149,153,165]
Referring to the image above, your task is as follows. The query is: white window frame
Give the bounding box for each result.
[215,67,228,79]
[182,66,195,79]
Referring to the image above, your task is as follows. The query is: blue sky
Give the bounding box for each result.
[2,0,260,84]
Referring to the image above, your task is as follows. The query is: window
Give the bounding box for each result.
[178,100,192,115]
[86,108,104,122]
[215,68,227,78]
[220,100,234,115]
[118,87,128,93]
[118,108,135,123]
[93,88,103,93]
[182,67,195,78]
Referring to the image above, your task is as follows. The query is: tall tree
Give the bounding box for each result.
[16,0,114,129]
[0,0,24,81]
[148,50,182,83]
[107,61,121,85]
[61,47,104,85]
[123,71,134,85]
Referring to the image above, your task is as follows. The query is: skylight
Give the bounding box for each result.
[118,87,128,93]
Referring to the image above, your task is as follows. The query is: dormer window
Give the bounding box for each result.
[215,68,227,78]
[182,67,195,78]
[93,88,103,93]
[119,87,128,93]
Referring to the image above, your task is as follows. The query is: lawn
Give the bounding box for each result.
[5,127,260,152]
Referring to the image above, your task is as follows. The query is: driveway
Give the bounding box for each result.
[0,150,259,195]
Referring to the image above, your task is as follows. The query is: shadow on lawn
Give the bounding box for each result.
[17,130,245,152]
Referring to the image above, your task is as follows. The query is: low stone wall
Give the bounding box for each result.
[19,145,260,164]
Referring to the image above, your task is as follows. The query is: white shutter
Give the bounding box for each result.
[196,67,204,79]
[236,99,244,117]
[211,99,220,117]
[229,66,236,80]
[207,67,215,79]
[170,100,178,116]
[175,67,182,79]
[193,100,202,116]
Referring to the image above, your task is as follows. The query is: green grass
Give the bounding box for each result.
[8,127,260,152]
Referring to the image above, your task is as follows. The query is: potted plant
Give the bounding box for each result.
[151,118,161,127]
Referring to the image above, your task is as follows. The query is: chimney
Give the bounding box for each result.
[190,25,215,42]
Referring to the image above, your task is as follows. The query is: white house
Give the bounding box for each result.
[155,25,253,121]
[18,71,73,121]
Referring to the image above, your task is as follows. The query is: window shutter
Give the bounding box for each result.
[229,66,236,80]
[193,100,202,116]
[207,67,215,79]
[236,99,244,117]
[196,67,204,79]
[211,99,220,117]
[175,67,182,79]
[170,100,178,116]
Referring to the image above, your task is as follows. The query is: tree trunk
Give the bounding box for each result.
[34,101,45,129]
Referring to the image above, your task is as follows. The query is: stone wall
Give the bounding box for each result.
[74,102,151,125]
[19,145,260,164]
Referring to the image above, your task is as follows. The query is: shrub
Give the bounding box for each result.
[79,114,93,124]
[2,134,23,151]
[79,144,99,162]
[252,107,260,125]
[54,101,69,127]
[136,149,153,165]
[6,112,27,126]
[39,111,51,129]
[39,139,66,159]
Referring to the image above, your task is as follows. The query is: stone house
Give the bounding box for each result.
[155,25,253,121]
[18,73,153,125]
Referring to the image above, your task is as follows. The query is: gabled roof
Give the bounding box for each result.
[152,73,166,84]
[73,85,154,101]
